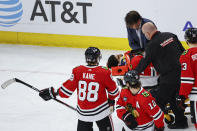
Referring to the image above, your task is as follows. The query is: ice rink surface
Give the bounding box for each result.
[0,44,195,131]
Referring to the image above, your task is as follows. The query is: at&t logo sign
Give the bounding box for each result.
[0,0,23,27]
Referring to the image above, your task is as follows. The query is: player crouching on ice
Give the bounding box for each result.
[116,70,164,131]
[39,47,120,131]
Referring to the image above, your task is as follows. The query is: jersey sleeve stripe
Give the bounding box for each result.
[181,81,194,84]
[108,88,119,96]
[61,85,73,94]
[191,87,197,94]
[181,77,195,84]
[134,121,154,130]
[60,86,73,96]
[181,77,195,80]
[152,109,163,120]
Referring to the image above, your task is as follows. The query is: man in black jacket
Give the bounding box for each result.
[134,22,188,129]
[125,11,156,50]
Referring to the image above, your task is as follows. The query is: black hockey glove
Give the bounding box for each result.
[154,126,164,131]
[39,87,57,101]
[122,112,138,130]
[176,95,187,110]
[108,99,115,106]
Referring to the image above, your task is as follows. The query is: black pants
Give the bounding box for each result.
[77,115,114,131]
[151,69,186,123]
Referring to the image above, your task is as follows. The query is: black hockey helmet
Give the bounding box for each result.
[85,47,101,65]
[124,70,140,88]
[184,28,197,43]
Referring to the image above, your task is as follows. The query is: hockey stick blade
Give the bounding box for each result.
[1,78,16,89]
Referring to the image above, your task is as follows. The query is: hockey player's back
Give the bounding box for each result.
[179,28,197,130]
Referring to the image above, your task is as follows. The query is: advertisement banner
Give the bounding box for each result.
[0,0,197,40]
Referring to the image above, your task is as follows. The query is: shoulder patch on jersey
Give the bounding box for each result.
[182,50,188,55]
[123,96,127,101]
[102,66,108,70]
[141,91,150,97]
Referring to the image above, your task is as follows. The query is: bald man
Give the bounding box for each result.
[134,22,188,129]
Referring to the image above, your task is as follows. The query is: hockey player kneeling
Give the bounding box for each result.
[116,70,164,131]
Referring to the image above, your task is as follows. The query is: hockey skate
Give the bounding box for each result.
[167,116,188,129]
[164,99,190,129]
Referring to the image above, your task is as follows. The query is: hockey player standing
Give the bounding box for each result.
[178,28,197,130]
[134,22,188,129]
[39,47,120,131]
[116,70,164,131]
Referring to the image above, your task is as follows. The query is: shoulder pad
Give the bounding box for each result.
[101,66,109,70]
[141,91,150,97]
[182,50,188,55]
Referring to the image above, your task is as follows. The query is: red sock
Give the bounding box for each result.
[195,124,197,129]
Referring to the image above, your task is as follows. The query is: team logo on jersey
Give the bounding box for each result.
[123,96,127,101]
[69,74,74,81]
[142,91,150,97]
[182,50,188,55]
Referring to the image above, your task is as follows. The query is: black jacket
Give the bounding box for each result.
[135,31,185,75]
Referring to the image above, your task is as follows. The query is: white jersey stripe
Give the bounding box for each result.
[134,121,154,130]
[154,110,163,121]
[61,85,73,94]
[181,81,194,84]
[181,77,195,80]
[152,109,162,118]
[77,101,110,117]
[116,105,125,110]
[60,87,72,97]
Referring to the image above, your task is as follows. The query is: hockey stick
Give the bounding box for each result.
[1,78,76,111]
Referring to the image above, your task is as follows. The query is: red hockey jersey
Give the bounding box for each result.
[130,55,157,77]
[179,48,197,101]
[58,65,119,122]
[130,55,159,87]
[116,88,164,130]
